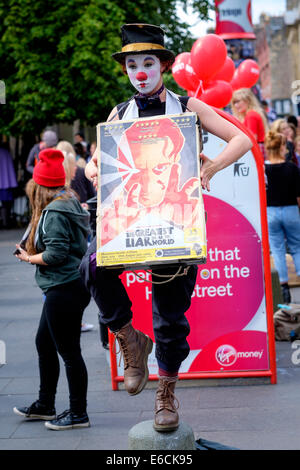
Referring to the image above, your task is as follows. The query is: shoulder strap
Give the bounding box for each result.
[116,100,131,120]
[108,95,136,122]
[178,96,190,112]
[178,95,203,152]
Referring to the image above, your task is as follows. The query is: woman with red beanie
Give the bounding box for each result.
[13,149,91,430]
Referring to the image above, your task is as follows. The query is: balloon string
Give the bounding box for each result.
[195,80,203,98]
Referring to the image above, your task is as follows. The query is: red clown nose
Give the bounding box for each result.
[136,72,148,81]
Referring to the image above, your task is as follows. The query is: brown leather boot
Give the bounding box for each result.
[154,376,179,432]
[114,322,153,396]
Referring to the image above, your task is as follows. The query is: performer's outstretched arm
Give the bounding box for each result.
[187,97,253,191]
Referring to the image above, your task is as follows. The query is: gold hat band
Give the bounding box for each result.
[121,43,165,53]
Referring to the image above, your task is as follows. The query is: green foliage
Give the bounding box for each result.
[0,0,213,136]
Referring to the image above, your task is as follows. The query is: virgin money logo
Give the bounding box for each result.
[216,344,264,366]
[215,344,237,366]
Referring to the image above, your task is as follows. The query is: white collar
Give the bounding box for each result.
[121,89,183,120]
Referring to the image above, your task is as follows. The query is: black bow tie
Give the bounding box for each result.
[134,84,165,110]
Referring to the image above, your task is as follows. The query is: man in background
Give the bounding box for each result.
[26,130,58,174]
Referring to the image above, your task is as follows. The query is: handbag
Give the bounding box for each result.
[273,304,300,341]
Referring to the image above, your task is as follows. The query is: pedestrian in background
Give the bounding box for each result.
[0,139,18,228]
[287,122,297,142]
[74,142,87,168]
[287,115,298,132]
[56,140,96,210]
[13,149,91,430]
[294,135,300,166]
[264,130,300,304]
[26,130,58,174]
[271,119,298,165]
[231,88,268,159]
[74,132,87,150]
[88,141,97,163]
[261,99,277,124]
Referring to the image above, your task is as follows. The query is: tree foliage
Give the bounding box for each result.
[0,0,213,136]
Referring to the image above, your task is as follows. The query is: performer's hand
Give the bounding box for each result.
[85,151,99,189]
[200,153,217,192]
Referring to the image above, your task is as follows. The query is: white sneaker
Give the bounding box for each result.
[81,322,94,332]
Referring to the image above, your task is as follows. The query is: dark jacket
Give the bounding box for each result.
[35,196,90,292]
[26,143,41,174]
[71,166,96,203]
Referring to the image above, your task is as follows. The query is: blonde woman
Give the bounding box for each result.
[56,141,77,185]
[232,88,268,157]
[264,130,300,303]
[271,119,298,165]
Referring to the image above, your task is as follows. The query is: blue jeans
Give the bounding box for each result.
[267,205,300,283]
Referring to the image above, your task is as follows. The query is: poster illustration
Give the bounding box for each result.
[96,113,207,269]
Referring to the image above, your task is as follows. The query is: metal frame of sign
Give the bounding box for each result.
[107,108,277,390]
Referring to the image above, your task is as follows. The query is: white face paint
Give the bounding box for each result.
[125,54,162,95]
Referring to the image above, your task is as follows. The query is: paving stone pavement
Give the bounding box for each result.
[1,228,300,451]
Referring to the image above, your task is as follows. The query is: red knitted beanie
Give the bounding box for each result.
[33,149,66,187]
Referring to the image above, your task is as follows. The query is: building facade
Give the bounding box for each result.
[285,0,300,114]
[254,12,295,117]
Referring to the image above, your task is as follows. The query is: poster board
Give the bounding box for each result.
[106,109,276,390]
[96,113,206,269]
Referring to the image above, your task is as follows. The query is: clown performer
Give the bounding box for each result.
[82,24,252,432]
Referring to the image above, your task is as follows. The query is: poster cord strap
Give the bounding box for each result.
[132,265,190,285]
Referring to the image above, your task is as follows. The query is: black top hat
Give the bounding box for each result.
[112,23,175,64]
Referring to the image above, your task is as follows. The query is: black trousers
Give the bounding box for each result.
[35,278,90,413]
[80,238,198,372]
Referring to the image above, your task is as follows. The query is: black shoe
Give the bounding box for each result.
[13,401,56,420]
[281,283,291,304]
[45,409,90,430]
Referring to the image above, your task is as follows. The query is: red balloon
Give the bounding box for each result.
[191,34,227,82]
[235,59,260,88]
[172,52,200,91]
[199,80,233,108]
[172,52,191,90]
[185,56,200,91]
[187,90,195,97]
[212,56,235,83]
[230,69,242,91]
